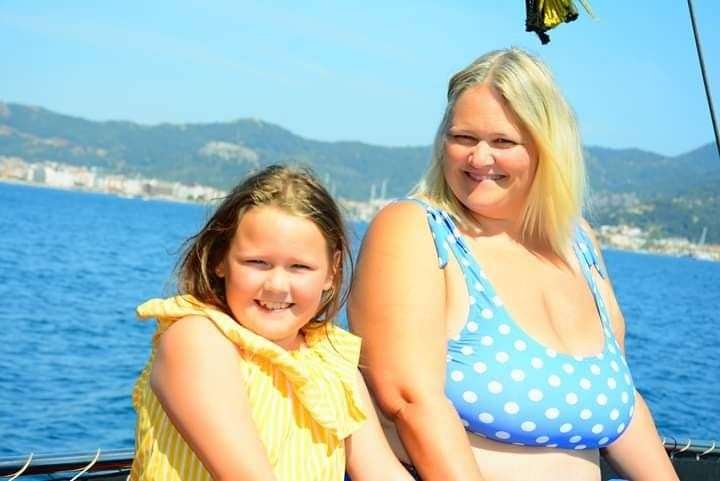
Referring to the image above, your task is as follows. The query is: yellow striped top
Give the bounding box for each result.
[130,295,367,481]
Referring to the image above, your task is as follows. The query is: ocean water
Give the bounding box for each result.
[0,182,718,457]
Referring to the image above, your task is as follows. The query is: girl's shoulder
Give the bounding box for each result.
[137,295,268,353]
[301,324,368,439]
[305,324,362,368]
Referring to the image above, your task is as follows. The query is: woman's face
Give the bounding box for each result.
[443,84,538,223]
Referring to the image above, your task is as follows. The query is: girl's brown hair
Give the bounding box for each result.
[177,164,350,329]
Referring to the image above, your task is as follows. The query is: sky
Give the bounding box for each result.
[1,1,719,157]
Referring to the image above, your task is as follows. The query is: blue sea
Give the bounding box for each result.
[1,182,718,457]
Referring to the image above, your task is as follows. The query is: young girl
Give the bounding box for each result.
[130,165,412,481]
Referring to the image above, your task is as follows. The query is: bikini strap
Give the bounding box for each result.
[574,225,607,279]
[399,198,462,269]
[573,225,614,331]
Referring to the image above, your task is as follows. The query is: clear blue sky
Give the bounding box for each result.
[1,1,718,156]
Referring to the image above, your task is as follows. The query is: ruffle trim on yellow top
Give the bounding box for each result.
[136,294,367,440]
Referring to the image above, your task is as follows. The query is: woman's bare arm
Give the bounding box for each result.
[151,315,277,481]
[349,202,484,481]
[582,221,678,481]
[345,370,415,481]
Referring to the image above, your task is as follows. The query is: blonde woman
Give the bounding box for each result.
[349,48,678,481]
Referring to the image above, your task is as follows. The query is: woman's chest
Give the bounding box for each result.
[444,245,606,356]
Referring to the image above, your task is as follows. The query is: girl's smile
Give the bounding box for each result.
[215,205,334,350]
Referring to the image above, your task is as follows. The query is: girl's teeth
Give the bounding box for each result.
[259,301,291,310]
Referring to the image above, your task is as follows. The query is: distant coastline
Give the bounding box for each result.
[0,156,389,223]
[2,157,718,262]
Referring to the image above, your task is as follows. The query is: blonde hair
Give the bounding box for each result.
[177,165,350,330]
[413,47,586,258]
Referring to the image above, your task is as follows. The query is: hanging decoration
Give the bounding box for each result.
[525,0,594,44]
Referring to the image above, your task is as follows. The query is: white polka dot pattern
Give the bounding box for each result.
[488,381,503,394]
[473,361,487,374]
[521,421,536,432]
[528,389,543,402]
[418,201,637,449]
[479,412,494,423]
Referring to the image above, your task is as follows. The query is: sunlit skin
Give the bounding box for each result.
[215,206,334,350]
[149,204,415,481]
[444,84,538,235]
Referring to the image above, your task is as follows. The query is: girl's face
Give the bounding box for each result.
[216,206,335,350]
[443,84,538,223]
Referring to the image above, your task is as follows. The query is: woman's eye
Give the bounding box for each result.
[494,138,517,146]
[449,134,477,145]
[291,264,311,270]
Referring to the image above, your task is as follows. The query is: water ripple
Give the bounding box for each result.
[0,183,718,456]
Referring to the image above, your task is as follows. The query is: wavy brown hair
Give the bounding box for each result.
[177,164,351,329]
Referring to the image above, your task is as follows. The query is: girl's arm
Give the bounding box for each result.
[150,315,277,481]
[345,370,415,481]
[349,202,484,481]
[581,221,678,481]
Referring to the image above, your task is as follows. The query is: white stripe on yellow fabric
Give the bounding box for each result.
[130,295,366,481]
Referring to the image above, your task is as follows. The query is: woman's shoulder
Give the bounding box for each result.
[372,198,428,225]
[364,198,438,245]
[577,218,601,246]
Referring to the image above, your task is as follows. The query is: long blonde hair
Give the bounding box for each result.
[413,47,586,258]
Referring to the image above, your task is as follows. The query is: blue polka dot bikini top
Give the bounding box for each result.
[412,199,636,450]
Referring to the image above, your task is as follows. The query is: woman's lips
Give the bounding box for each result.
[465,171,507,182]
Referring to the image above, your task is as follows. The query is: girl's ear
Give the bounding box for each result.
[324,250,341,290]
[215,261,226,279]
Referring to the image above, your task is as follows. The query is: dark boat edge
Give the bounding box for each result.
[0,438,718,480]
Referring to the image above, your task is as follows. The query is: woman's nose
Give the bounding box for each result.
[467,141,494,168]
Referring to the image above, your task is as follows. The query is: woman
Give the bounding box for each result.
[349,48,678,481]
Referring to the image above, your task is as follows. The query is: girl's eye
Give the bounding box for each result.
[291,264,311,270]
[244,259,269,267]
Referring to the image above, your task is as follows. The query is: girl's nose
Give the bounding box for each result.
[263,268,289,292]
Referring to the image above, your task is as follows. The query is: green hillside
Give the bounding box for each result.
[1,101,718,242]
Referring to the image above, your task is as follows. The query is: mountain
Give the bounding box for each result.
[585,143,720,196]
[0,102,427,200]
[584,143,720,243]
[1,101,718,242]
